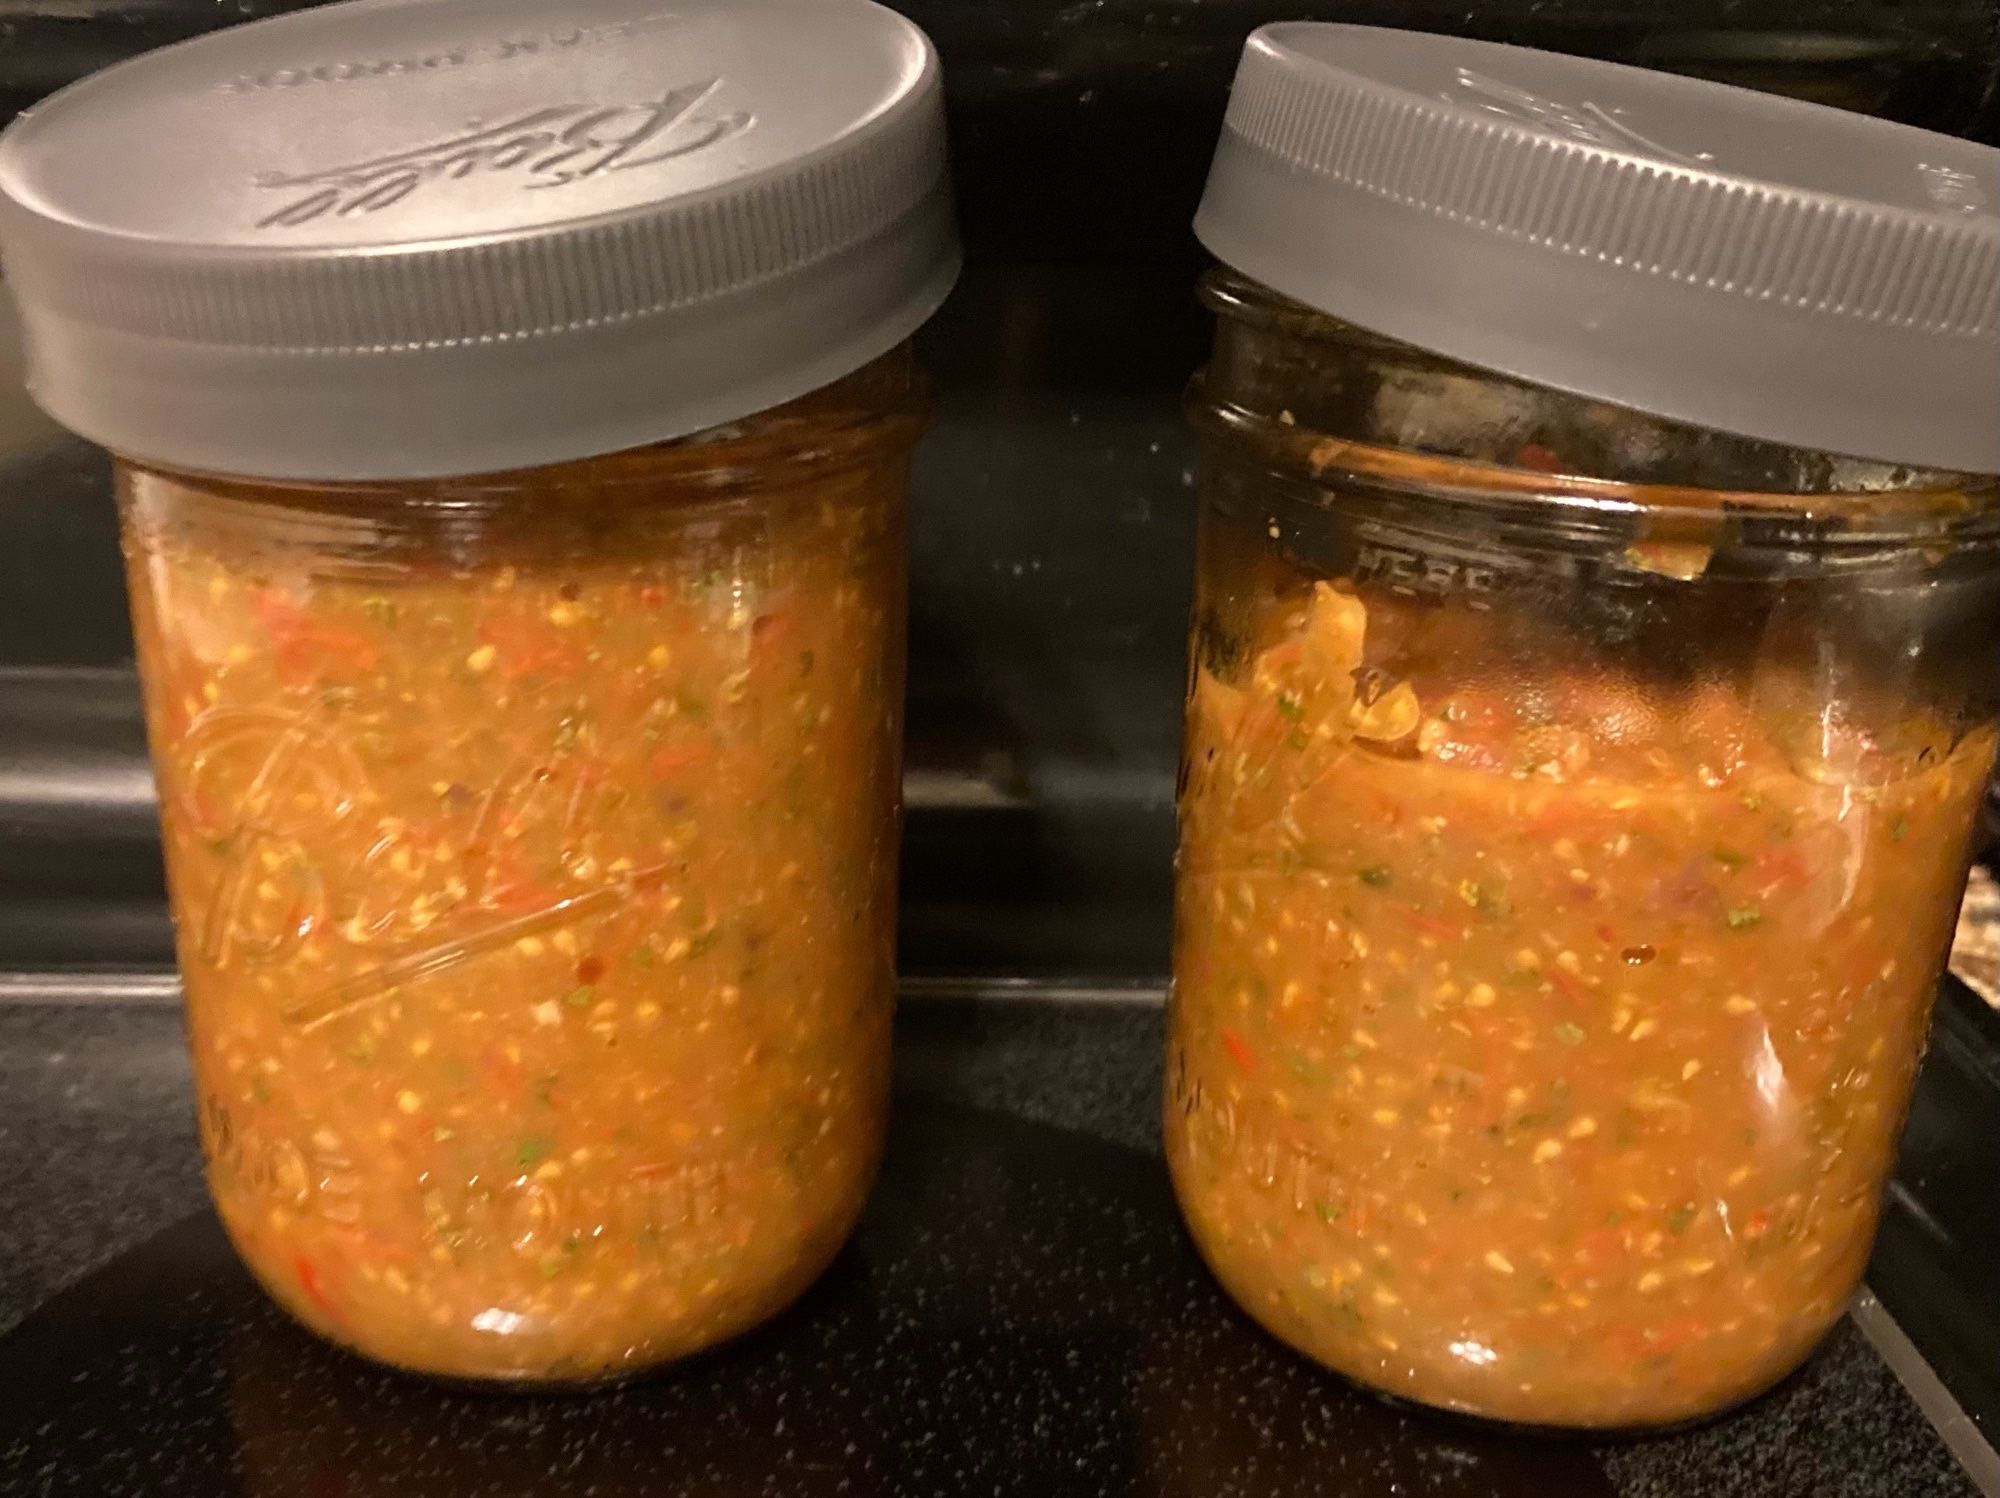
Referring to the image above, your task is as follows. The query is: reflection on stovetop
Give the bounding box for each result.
[0,1100,1608,1498]
[0,1077,1979,1498]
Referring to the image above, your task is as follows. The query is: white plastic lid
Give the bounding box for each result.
[0,0,959,480]
[1196,25,2000,474]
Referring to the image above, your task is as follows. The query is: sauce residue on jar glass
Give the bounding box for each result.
[1166,577,1994,1428]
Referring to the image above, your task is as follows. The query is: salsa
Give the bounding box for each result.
[121,385,910,1382]
[1166,580,1993,1428]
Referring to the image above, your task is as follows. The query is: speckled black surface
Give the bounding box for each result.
[0,998,1979,1498]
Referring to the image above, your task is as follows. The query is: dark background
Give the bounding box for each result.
[2,0,1997,980]
[3,0,2000,1461]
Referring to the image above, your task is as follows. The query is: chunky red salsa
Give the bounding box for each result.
[122,374,911,1382]
[1167,580,1992,1427]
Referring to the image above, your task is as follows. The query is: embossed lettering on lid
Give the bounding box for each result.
[0,0,959,479]
[1195,24,2000,472]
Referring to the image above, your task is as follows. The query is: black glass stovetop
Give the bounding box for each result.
[0,1090,1976,1498]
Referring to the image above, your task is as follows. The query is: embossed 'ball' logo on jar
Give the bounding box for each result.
[175,706,361,969]
[172,704,674,1029]
[251,80,753,229]
[1451,67,1715,168]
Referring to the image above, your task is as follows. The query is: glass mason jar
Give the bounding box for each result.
[0,0,957,1385]
[121,352,916,1381]
[1163,270,2000,1429]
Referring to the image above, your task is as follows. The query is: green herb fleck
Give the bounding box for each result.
[1725,905,1763,932]
[1286,729,1310,751]
[799,648,815,678]
[1667,1203,1698,1235]
[1275,692,1304,721]
[360,596,399,625]
[1284,1051,1328,1085]
[1891,813,1909,842]
[1358,865,1393,889]
[1712,847,1746,870]
[629,941,656,968]
[515,1134,553,1168]
[1553,1021,1586,1046]
[1315,1200,1344,1224]
[432,1126,455,1143]
[565,986,594,1009]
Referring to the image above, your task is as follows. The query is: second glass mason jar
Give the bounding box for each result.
[1167,27,2000,1429]
[0,0,958,1383]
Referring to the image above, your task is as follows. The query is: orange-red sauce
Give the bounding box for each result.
[1167,581,1992,1427]
[123,414,907,1382]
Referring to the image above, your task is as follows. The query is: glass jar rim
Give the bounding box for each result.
[116,350,927,508]
[1195,268,2000,544]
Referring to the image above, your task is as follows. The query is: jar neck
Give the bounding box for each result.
[1191,268,1999,542]
[120,345,926,508]
[117,348,922,574]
